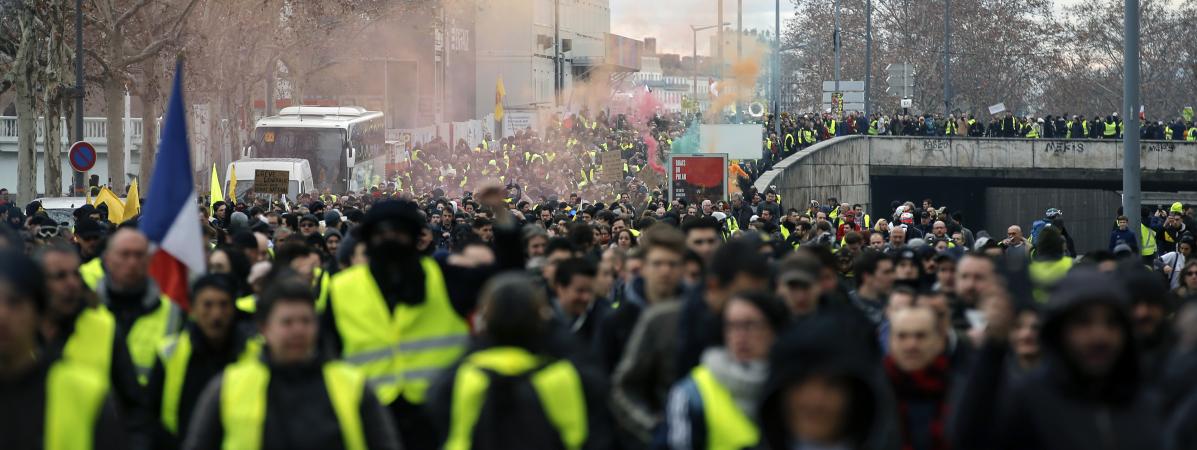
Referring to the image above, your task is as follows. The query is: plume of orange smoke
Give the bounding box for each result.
[704,40,767,122]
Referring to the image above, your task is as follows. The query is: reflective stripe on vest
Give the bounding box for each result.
[80,258,105,291]
[45,360,108,450]
[330,258,468,405]
[445,347,587,450]
[159,331,193,435]
[221,359,367,450]
[124,296,182,385]
[63,306,116,383]
[691,366,760,450]
[1029,257,1074,304]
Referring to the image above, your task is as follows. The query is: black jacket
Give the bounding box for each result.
[181,354,400,450]
[0,358,126,450]
[759,312,899,450]
[951,270,1162,450]
[591,277,650,375]
[146,323,251,449]
[427,342,614,450]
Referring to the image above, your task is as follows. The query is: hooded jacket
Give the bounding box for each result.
[951,269,1162,450]
[759,312,899,450]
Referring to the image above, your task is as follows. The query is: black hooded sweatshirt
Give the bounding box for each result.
[759,311,899,450]
[951,270,1162,450]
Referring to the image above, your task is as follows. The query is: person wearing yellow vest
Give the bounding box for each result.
[93,228,185,385]
[0,249,125,449]
[1028,226,1074,304]
[147,274,253,447]
[36,243,150,439]
[427,273,612,449]
[238,242,331,314]
[181,277,400,450]
[664,292,785,450]
[322,193,523,448]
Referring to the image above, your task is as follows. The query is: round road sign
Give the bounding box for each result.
[69,141,97,172]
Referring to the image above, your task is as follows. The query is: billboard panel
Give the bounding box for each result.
[670,154,728,204]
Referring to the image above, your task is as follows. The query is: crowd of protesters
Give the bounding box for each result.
[3,161,1197,450]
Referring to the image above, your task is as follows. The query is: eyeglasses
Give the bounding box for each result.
[1185,271,1197,277]
[37,227,59,239]
[300,222,317,228]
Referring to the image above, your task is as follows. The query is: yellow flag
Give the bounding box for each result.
[494,76,506,121]
[210,163,224,212]
[228,164,238,204]
[124,180,141,219]
[94,187,125,224]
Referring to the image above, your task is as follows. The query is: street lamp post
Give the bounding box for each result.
[774,0,780,138]
[691,23,728,111]
[73,0,84,195]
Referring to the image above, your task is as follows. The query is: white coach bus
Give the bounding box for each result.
[243,106,386,194]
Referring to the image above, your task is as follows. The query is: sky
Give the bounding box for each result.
[610,0,1089,56]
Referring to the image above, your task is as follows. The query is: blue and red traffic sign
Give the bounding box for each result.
[69,141,97,172]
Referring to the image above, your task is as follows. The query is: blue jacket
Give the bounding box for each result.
[1109,228,1138,252]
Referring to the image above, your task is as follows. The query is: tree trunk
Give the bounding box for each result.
[139,58,161,192]
[14,87,38,205]
[104,77,126,193]
[44,106,63,197]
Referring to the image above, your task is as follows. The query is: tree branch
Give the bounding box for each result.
[115,0,155,26]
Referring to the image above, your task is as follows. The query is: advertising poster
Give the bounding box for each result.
[669,154,728,204]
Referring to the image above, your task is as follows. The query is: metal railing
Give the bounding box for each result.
[0,116,159,143]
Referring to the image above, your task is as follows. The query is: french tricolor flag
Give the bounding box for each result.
[141,60,205,311]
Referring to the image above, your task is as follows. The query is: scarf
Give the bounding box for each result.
[701,348,768,419]
[883,355,950,450]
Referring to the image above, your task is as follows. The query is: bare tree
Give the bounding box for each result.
[784,0,1054,116]
[1040,0,1197,120]
[85,0,199,194]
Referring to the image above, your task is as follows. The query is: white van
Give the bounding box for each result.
[225,158,316,200]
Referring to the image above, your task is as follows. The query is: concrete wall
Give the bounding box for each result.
[866,137,1197,173]
[757,136,1197,252]
[754,136,872,212]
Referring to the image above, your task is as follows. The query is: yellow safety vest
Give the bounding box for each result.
[1029,257,1073,304]
[80,258,104,290]
[120,296,182,385]
[235,294,256,315]
[158,331,194,435]
[1141,224,1157,256]
[330,258,468,405]
[1104,122,1117,137]
[221,358,367,450]
[691,365,760,450]
[445,346,587,450]
[1187,127,1197,141]
[62,306,116,384]
[45,360,109,450]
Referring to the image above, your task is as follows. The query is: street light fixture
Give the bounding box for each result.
[690,22,730,106]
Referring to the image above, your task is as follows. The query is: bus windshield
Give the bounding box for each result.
[253,127,345,192]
